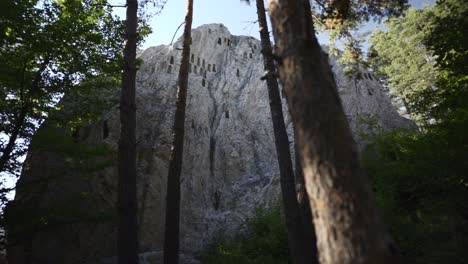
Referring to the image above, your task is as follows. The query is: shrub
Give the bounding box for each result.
[202,207,290,264]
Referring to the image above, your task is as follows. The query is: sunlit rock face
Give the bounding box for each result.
[7,24,413,264]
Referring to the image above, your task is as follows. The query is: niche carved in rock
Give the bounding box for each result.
[103,120,109,139]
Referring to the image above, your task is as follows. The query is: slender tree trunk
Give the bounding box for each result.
[0,57,50,173]
[117,0,139,263]
[163,0,193,263]
[266,0,399,263]
[255,1,317,263]
[293,133,316,259]
[0,110,26,173]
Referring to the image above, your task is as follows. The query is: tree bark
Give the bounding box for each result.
[117,0,139,263]
[266,0,399,263]
[255,1,317,263]
[163,0,193,263]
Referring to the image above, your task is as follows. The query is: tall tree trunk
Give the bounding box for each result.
[255,0,317,263]
[266,0,399,263]
[163,0,193,263]
[117,0,139,263]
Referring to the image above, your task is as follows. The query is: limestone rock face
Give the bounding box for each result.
[7,24,413,264]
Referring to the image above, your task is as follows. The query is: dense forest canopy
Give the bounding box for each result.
[0,0,466,263]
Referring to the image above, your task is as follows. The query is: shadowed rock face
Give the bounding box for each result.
[7,24,414,264]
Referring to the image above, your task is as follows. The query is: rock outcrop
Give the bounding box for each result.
[6,24,414,264]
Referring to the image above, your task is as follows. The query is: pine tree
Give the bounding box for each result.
[163,0,193,263]
[117,0,139,262]
[266,0,400,263]
[254,0,317,263]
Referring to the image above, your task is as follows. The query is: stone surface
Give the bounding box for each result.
[7,24,414,264]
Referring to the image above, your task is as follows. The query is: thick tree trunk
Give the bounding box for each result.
[255,1,317,263]
[163,0,193,263]
[266,0,399,263]
[117,0,139,263]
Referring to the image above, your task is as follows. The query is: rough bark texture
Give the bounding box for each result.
[267,0,399,263]
[117,0,139,263]
[256,1,317,263]
[163,1,193,263]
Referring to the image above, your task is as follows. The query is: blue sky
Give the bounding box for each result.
[110,0,435,50]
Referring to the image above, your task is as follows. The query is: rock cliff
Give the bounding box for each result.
[7,24,414,264]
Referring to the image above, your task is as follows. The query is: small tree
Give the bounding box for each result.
[163,0,193,263]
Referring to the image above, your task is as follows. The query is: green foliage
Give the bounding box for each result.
[424,0,468,76]
[363,127,467,263]
[363,1,468,262]
[0,0,153,251]
[0,0,126,175]
[203,207,290,264]
[311,0,409,66]
[369,0,468,125]
[368,8,438,122]
[365,2,467,262]
[423,0,468,122]
[312,0,409,33]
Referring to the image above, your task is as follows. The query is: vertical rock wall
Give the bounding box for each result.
[7,24,414,264]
